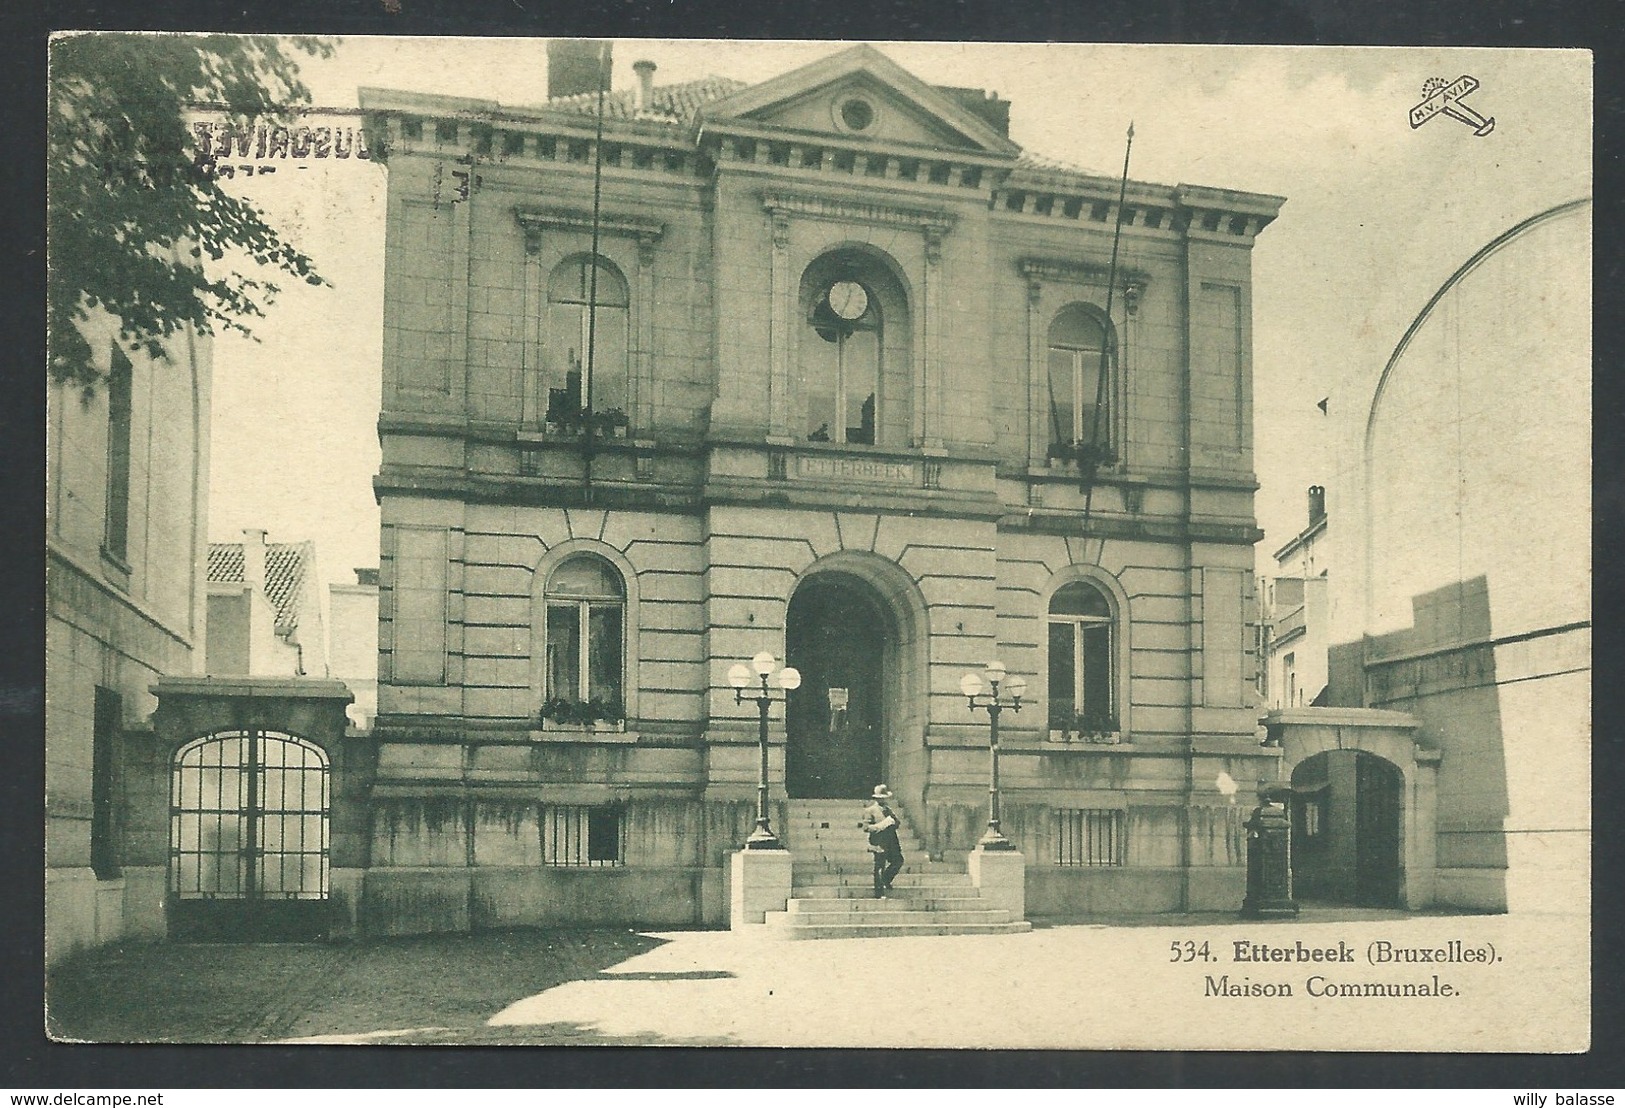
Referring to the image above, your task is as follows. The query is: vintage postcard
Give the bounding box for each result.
[44,36,1591,1052]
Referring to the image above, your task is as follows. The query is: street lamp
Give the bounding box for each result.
[960,660,1027,851]
[729,651,801,849]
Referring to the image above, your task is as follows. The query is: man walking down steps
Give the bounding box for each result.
[861,784,905,897]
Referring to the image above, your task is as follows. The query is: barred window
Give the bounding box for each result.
[542,804,624,867]
[1056,808,1124,867]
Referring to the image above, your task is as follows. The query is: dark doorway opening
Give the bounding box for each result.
[1290,749,1402,908]
[1354,751,1403,907]
[785,574,889,799]
[168,729,331,941]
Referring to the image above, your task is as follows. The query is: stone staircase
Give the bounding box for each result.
[766,799,1032,939]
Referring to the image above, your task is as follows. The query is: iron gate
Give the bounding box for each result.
[169,729,331,941]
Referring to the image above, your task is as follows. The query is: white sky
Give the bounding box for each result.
[205,38,1591,619]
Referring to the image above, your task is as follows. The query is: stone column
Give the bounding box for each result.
[767,212,793,442]
[919,226,944,449]
[520,225,544,427]
[1024,271,1045,468]
[635,234,657,431]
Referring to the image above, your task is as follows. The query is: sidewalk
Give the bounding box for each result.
[46,908,1588,1051]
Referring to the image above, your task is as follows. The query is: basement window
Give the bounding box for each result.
[1056,808,1124,867]
[542,804,625,867]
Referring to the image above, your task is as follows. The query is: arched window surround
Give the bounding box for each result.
[516,207,664,436]
[1039,566,1132,741]
[530,539,641,731]
[794,246,914,449]
[1021,261,1138,470]
[542,253,631,431]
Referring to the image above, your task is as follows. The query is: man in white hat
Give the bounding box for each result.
[860,784,905,897]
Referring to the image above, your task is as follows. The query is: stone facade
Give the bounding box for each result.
[45,307,212,964]
[355,44,1285,932]
[1296,198,1592,913]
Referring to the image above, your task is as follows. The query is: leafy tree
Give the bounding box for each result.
[48,34,333,390]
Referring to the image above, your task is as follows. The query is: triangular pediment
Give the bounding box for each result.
[698,44,1020,157]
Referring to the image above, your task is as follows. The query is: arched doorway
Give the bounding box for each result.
[169,729,331,941]
[785,573,893,798]
[1290,749,1402,907]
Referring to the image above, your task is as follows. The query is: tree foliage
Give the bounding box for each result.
[48,34,333,389]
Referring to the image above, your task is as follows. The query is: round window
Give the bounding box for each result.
[838,97,875,132]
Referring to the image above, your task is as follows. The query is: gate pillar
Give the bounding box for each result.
[148,678,363,941]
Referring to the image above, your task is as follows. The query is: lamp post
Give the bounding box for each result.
[960,660,1027,851]
[729,651,801,849]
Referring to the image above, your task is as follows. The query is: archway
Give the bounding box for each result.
[1290,749,1403,907]
[784,572,896,798]
[168,729,331,941]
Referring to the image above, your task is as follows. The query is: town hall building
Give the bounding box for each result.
[348,43,1286,933]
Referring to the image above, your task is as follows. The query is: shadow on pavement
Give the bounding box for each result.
[1027,907,1501,929]
[47,928,671,1044]
[287,1021,738,1046]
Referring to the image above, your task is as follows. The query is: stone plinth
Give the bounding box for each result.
[730,848,793,928]
[967,847,1026,921]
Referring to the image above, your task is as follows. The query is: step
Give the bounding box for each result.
[765,921,1034,940]
[791,871,971,887]
[789,843,928,855]
[791,884,980,900]
[786,838,929,844]
[791,860,962,875]
[784,895,994,914]
[765,908,1013,927]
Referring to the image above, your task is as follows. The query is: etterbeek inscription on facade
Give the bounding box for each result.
[795,455,918,483]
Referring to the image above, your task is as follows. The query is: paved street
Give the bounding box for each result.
[47,908,1587,1052]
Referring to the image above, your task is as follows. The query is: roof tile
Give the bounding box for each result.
[207,540,314,638]
[544,75,747,127]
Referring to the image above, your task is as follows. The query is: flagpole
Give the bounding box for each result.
[1080,121,1134,539]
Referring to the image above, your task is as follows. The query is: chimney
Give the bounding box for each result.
[241,528,267,590]
[633,59,657,113]
[1307,485,1326,525]
[547,39,612,101]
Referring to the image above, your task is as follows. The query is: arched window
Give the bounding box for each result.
[1047,306,1112,451]
[797,250,911,447]
[1048,580,1116,732]
[804,278,881,445]
[543,554,626,716]
[546,256,630,426]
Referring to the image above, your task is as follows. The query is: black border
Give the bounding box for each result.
[12,0,1621,1089]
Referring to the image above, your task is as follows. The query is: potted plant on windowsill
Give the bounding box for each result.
[1055,712,1121,744]
[544,403,631,441]
[1046,440,1118,471]
[590,408,630,440]
[539,696,626,731]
